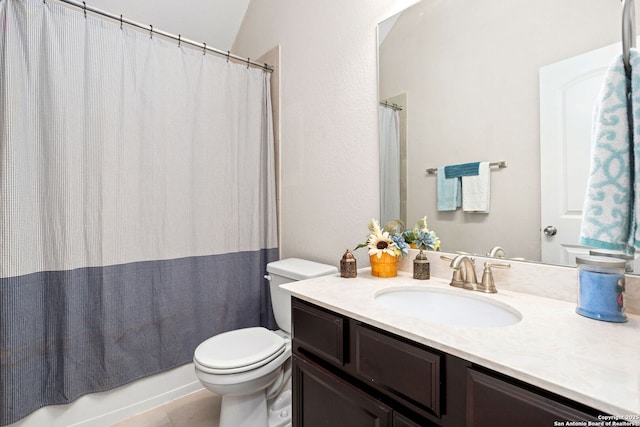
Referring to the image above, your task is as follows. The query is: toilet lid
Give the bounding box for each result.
[194,327,286,373]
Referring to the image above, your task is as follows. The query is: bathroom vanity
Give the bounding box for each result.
[282,268,640,426]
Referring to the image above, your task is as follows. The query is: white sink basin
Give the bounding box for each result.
[375,286,522,327]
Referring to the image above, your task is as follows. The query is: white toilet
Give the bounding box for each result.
[193,258,338,427]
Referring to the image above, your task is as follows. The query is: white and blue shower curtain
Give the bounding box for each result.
[0,0,278,424]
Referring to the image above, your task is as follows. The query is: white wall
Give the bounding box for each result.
[86,0,250,52]
[233,0,419,267]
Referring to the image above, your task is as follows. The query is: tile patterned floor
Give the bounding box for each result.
[110,389,221,427]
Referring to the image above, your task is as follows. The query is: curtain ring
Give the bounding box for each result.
[226,51,230,63]
[178,34,181,47]
[120,14,123,30]
[83,1,86,18]
[246,58,250,69]
[149,24,153,39]
[203,43,206,55]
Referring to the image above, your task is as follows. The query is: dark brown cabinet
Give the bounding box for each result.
[293,355,393,427]
[292,298,428,426]
[466,369,600,426]
[291,297,606,427]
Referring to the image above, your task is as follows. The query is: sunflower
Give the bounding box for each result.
[366,219,402,258]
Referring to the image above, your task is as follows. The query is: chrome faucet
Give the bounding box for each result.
[448,255,478,290]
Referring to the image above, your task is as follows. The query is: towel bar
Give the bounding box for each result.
[426,161,507,175]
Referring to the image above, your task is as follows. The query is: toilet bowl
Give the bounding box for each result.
[194,327,292,427]
[193,258,338,427]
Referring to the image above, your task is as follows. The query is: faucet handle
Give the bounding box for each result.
[477,262,510,293]
[486,262,510,269]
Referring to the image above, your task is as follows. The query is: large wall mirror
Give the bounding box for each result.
[378,0,640,270]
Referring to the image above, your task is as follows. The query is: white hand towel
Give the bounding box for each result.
[462,162,490,212]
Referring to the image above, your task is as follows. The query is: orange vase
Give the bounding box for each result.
[370,252,399,277]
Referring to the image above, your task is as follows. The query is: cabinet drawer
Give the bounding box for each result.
[354,323,441,416]
[292,298,346,365]
[466,368,600,426]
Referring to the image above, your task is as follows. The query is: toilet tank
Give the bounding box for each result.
[266,258,338,333]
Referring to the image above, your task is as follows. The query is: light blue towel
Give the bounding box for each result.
[444,162,480,179]
[580,51,636,252]
[437,166,461,211]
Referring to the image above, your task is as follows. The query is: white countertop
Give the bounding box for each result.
[281,269,640,420]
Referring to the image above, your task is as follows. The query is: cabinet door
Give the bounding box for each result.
[292,298,346,366]
[292,355,392,427]
[354,323,441,416]
[466,369,600,427]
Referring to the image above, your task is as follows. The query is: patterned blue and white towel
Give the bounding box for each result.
[580,51,637,251]
[631,49,640,248]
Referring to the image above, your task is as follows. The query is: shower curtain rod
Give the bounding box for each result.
[379,101,403,111]
[52,0,274,73]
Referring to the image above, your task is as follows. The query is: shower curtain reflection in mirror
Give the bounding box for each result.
[379,104,403,225]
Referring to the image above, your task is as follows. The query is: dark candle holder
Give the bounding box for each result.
[413,249,430,280]
[340,249,357,278]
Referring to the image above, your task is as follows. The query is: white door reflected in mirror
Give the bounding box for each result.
[540,42,616,267]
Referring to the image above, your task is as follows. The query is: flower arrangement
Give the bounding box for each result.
[356,219,409,259]
[355,216,441,256]
[354,216,440,277]
[354,217,440,278]
[401,216,440,251]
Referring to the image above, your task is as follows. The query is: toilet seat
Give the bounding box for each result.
[194,327,286,375]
